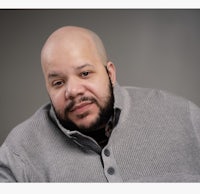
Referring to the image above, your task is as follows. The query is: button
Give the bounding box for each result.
[107,167,115,175]
[104,149,110,157]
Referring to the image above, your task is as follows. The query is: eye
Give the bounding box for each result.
[52,80,64,87]
[80,71,90,78]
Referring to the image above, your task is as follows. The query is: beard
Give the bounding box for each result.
[52,74,115,134]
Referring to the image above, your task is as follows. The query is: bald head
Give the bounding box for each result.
[41,26,108,71]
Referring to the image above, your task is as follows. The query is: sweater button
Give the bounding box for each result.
[107,167,115,175]
[104,149,110,157]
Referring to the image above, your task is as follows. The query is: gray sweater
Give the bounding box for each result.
[1,84,200,182]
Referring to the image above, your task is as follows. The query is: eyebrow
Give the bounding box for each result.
[47,64,94,79]
[48,72,65,79]
[75,63,94,70]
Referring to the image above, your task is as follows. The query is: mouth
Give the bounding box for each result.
[69,101,94,114]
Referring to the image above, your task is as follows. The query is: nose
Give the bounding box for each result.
[65,77,85,100]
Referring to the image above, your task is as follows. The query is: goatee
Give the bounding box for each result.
[52,77,115,134]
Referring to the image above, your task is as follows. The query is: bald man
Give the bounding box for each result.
[41,26,116,146]
[1,26,200,182]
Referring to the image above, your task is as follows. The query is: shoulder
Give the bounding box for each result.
[2,103,53,153]
[120,85,191,107]
[115,84,198,119]
[117,85,200,132]
[10,103,51,133]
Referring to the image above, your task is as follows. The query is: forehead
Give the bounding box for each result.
[41,31,105,78]
[42,48,103,78]
[43,52,101,75]
[44,39,100,64]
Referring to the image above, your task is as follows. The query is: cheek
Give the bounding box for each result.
[87,80,110,101]
[49,90,65,110]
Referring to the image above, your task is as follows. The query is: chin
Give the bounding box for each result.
[74,114,101,132]
[75,115,98,128]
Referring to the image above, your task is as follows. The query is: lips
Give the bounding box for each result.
[69,101,93,113]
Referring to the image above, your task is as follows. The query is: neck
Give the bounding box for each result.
[83,127,109,148]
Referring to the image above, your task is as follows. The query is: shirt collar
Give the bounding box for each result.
[105,108,121,137]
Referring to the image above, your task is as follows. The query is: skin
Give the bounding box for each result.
[41,26,116,132]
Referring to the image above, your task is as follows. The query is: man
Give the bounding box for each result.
[1,26,200,182]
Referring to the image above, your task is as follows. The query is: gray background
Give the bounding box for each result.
[1,9,200,145]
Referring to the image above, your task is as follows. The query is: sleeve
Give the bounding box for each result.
[189,101,200,141]
[0,143,27,182]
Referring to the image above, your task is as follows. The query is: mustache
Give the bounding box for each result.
[65,96,98,113]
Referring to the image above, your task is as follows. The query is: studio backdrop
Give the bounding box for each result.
[1,9,200,145]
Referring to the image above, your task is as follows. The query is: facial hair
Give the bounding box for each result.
[52,74,115,134]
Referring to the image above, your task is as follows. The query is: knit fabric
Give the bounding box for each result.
[1,83,200,182]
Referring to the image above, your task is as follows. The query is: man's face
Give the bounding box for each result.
[42,40,116,132]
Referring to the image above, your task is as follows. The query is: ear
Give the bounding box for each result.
[106,61,116,86]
